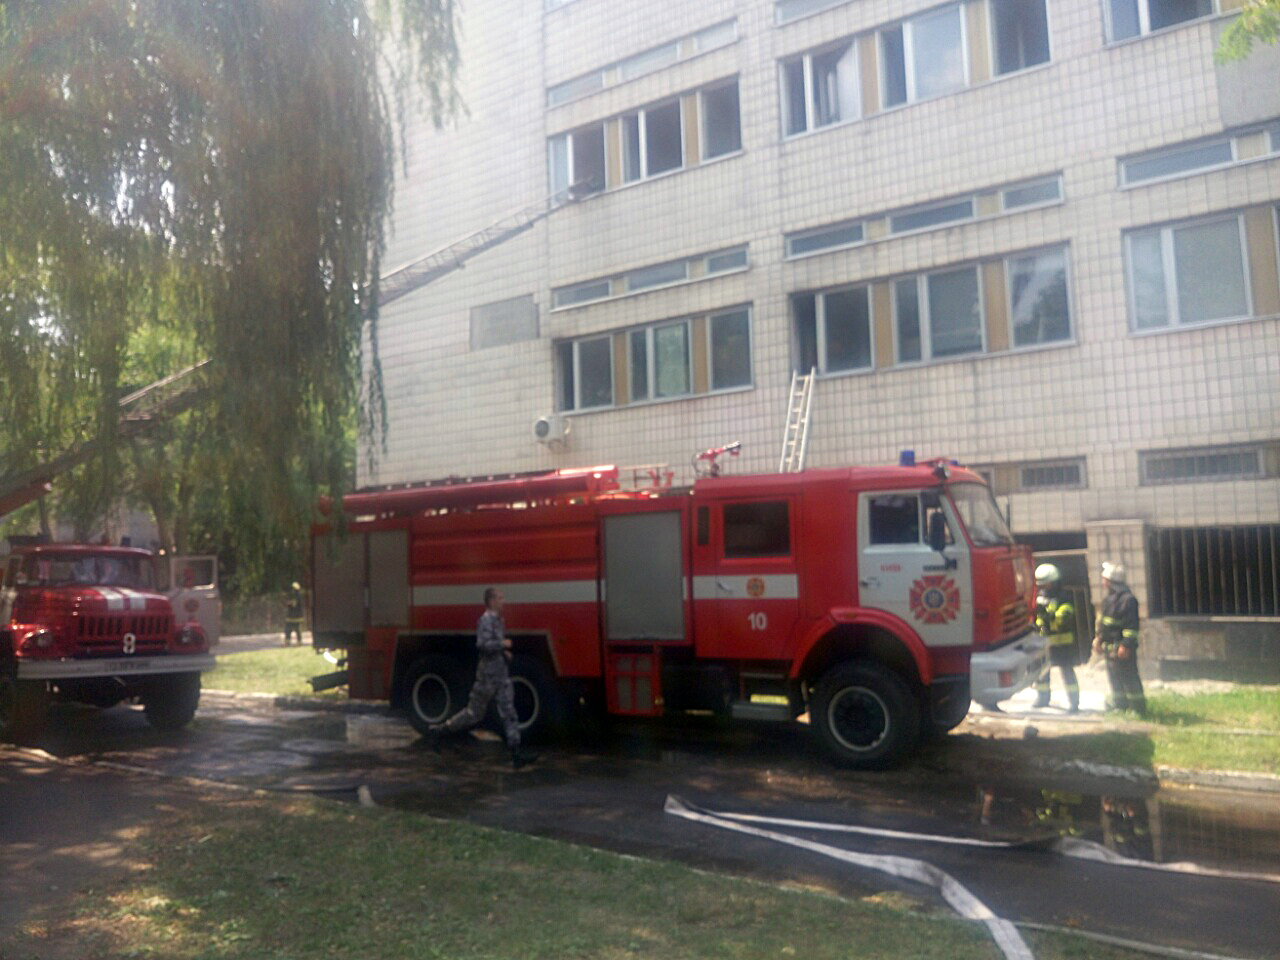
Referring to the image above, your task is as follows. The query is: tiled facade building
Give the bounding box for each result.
[369,0,1280,675]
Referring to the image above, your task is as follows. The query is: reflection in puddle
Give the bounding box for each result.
[976,782,1280,874]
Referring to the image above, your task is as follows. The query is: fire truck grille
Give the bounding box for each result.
[74,615,172,655]
[1001,599,1031,638]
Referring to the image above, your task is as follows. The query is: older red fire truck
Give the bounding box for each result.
[311,459,1045,767]
[0,543,215,741]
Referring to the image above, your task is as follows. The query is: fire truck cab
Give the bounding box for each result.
[0,543,216,741]
[312,462,1045,768]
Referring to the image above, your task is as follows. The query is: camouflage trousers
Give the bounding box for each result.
[443,655,521,748]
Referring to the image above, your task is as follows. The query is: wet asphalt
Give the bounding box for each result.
[2,686,1279,958]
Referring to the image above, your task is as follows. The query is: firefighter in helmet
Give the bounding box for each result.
[284,581,305,646]
[1092,561,1146,715]
[1032,563,1079,712]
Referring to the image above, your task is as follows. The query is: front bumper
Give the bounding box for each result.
[16,653,217,681]
[970,633,1047,705]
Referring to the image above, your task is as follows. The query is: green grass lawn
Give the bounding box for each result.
[1030,688,1280,775]
[205,646,344,697]
[5,789,1152,960]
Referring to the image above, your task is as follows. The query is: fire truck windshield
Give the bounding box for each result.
[948,483,1014,546]
[21,553,156,590]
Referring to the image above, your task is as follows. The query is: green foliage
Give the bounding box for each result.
[1216,0,1280,62]
[0,0,457,591]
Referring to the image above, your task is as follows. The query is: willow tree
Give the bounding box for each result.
[0,0,457,571]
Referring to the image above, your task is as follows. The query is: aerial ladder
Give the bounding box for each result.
[1,183,588,519]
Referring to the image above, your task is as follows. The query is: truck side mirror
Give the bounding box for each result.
[928,512,949,555]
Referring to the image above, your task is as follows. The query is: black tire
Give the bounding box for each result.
[922,678,971,741]
[0,668,48,743]
[811,661,920,769]
[143,672,202,731]
[404,654,467,736]
[506,654,563,743]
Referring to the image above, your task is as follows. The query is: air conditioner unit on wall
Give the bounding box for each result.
[533,413,570,445]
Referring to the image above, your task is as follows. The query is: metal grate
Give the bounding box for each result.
[1148,525,1280,617]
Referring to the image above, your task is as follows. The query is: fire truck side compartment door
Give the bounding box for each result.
[368,530,409,627]
[313,532,367,634]
[603,512,685,642]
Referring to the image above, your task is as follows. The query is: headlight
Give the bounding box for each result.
[21,629,56,651]
[179,625,200,645]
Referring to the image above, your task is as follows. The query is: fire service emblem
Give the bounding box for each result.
[909,575,961,624]
[746,577,766,598]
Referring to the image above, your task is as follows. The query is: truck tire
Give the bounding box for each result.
[0,669,48,743]
[404,654,467,736]
[811,661,919,769]
[506,654,563,743]
[142,672,202,731]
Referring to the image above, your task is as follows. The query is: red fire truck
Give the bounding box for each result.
[0,543,216,741]
[311,460,1046,767]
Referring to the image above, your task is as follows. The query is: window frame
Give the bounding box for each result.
[780,39,859,137]
[628,319,693,403]
[700,80,743,161]
[563,334,615,412]
[722,500,793,560]
[706,307,755,393]
[1140,446,1266,485]
[893,265,986,365]
[1124,212,1253,332]
[1120,134,1237,187]
[1004,243,1074,350]
[987,0,1052,77]
[795,285,875,376]
[1106,0,1217,43]
[549,122,606,199]
[880,3,970,110]
[622,99,685,183]
[1018,459,1086,491]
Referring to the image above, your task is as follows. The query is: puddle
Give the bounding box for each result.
[345,715,418,750]
[973,781,1280,875]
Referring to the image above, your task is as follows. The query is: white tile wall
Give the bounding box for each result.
[368,0,1280,576]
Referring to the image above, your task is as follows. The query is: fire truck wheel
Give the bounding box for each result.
[812,661,919,769]
[506,655,563,743]
[0,669,48,743]
[142,672,202,731]
[405,655,467,735]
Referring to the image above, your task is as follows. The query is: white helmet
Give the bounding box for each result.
[1101,561,1126,584]
[1034,563,1061,586]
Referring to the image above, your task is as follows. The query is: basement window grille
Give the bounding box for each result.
[1148,525,1280,617]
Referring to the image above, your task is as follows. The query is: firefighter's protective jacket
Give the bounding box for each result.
[1097,586,1139,655]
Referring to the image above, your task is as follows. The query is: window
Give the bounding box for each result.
[890,198,974,234]
[547,72,604,107]
[549,124,606,198]
[1122,138,1234,185]
[629,321,691,402]
[786,221,864,258]
[881,5,966,109]
[627,260,688,292]
[895,267,983,363]
[709,309,752,390]
[724,502,791,558]
[1019,460,1084,490]
[1148,524,1280,617]
[991,0,1050,75]
[701,82,742,159]
[623,100,683,182]
[1141,446,1265,484]
[775,0,848,23]
[1127,215,1249,330]
[470,295,538,350]
[781,41,858,136]
[794,286,873,374]
[619,42,679,82]
[552,246,749,311]
[868,495,920,545]
[558,336,613,411]
[1108,0,1214,41]
[1008,246,1070,347]
[1002,176,1062,210]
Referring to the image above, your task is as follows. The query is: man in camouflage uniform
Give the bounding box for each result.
[425,588,537,769]
[1092,561,1146,716]
[1032,563,1079,712]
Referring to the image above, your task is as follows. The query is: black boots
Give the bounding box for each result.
[510,745,538,769]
